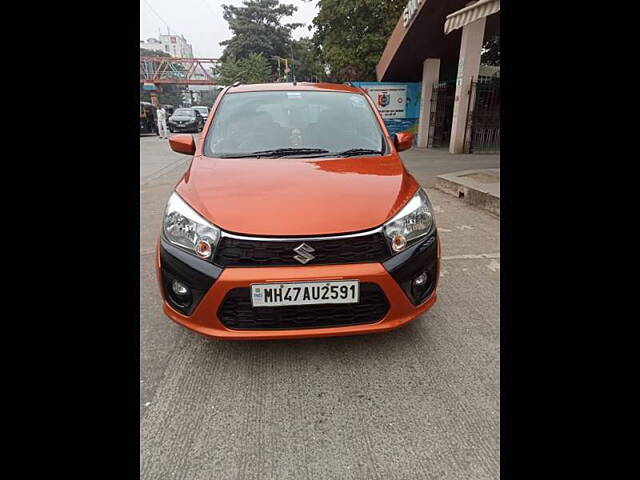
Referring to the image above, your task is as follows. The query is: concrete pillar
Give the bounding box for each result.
[417,58,440,148]
[449,16,486,153]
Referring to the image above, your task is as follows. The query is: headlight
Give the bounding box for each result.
[163,193,220,259]
[383,188,435,254]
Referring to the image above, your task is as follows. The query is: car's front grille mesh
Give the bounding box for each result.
[217,283,389,330]
[213,233,390,267]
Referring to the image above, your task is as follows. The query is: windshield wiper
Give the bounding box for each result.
[335,148,383,157]
[220,148,330,158]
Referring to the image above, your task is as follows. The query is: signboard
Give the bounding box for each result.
[361,85,407,119]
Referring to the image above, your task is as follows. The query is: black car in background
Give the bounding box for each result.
[168,108,204,133]
[140,101,157,135]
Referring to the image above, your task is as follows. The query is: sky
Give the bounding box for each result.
[140,0,319,58]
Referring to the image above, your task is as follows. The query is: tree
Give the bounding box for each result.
[290,37,326,82]
[215,53,272,85]
[482,33,500,66]
[220,0,303,63]
[311,0,405,82]
[140,47,167,57]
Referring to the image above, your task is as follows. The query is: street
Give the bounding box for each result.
[140,136,500,479]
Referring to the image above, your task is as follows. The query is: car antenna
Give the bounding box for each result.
[232,81,241,87]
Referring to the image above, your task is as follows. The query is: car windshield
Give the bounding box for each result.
[193,107,208,114]
[174,109,195,116]
[204,91,387,157]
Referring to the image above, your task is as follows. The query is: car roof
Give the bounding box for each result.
[226,82,363,94]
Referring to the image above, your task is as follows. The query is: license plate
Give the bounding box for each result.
[251,280,359,307]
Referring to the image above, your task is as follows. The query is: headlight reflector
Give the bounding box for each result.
[163,193,220,258]
[384,188,435,253]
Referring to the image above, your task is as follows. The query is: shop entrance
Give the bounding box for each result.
[427,81,456,148]
[464,76,500,153]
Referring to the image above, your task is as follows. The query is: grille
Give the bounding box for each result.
[213,233,390,267]
[218,283,389,330]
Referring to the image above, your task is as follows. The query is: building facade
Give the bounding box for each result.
[376,0,500,154]
[140,35,194,58]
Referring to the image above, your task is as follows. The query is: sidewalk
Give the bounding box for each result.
[435,168,500,216]
[399,147,500,216]
[399,147,500,187]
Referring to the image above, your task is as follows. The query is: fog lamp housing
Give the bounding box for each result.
[411,271,429,300]
[172,280,189,296]
[166,278,193,309]
[413,272,428,286]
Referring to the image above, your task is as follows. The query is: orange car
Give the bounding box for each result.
[156,82,439,340]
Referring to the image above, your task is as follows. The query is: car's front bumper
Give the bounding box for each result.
[155,233,440,340]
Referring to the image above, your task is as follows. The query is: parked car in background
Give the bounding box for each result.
[157,82,440,340]
[140,101,157,135]
[168,108,204,133]
[192,106,209,122]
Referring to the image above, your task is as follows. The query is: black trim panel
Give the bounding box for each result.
[159,238,222,315]
[382,232,438,305]
[217,283,390,330]
[213,232,391,267]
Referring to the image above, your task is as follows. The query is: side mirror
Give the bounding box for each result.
[169,134,196,155]
[394,132,414,152]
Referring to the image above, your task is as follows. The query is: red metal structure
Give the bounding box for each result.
[140,57,220,85]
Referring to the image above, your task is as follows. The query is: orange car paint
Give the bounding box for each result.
[156,241,439,340]
[157,82,439,339]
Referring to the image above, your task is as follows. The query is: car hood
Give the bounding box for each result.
[175,154,419,236]
[169,116,195,121]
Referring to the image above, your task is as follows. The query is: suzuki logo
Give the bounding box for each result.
[293,243,315,264]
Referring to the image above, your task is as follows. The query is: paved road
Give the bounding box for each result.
[140,138,500,479]
[139,133,197,186]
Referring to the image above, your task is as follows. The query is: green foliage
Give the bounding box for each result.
[140,47,170,57]
[220,0,303,62]
[290,37,326,82]
[312,0,405,82]
[482,33,500,66]
[215,53,273,84]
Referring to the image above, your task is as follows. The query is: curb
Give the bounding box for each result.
[435,170,500,216]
